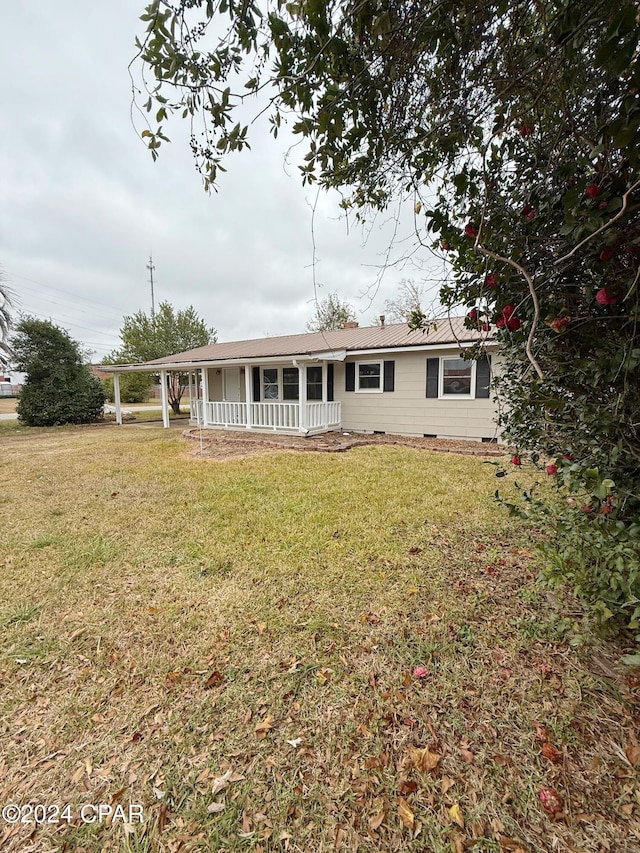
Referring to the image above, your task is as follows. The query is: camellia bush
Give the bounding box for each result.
[133,0,640,632]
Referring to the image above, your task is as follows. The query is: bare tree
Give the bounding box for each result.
[0,267,13,368]
[306,293,356,332]
[383,280,426,324]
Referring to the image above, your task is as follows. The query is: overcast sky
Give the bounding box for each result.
[0,1,447,362]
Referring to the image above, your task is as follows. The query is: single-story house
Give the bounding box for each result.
[104,317,500,441]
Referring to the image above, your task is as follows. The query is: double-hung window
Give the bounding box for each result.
[282,367,299,401]
[263,368,279,400]
[441,358,473,397]
[306,366,323,400]
[262,366,325,401]
[356,362,382,392]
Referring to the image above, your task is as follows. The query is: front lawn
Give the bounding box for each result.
[0,427,638,852]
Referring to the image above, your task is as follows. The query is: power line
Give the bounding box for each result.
[15,308,121,345]
[12,281,123,324]
[6,270,126,315]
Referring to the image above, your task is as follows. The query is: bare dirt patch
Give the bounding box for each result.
[182,428,506,461]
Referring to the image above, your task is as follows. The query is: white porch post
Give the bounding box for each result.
[201,366,210,427]
[244,365,252,429]
[188,371,193,418]
[113,373,122,425]
[198,370,204,426]
[160,370,170,428]
[298,362,307,433]
[321,360,328,429]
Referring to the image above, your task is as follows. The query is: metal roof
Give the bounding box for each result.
[107,317,493,371]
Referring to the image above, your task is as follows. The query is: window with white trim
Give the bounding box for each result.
[262,365,325,401]
[356,361,382,392]
[440,357,474,397]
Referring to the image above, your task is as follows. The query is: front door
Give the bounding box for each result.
[223,368,241,402]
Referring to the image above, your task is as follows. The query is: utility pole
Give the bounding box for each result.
[146,254,156,320]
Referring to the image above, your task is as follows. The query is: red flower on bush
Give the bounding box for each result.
[511,455,522,466]
[545,464,557,475]
[464,223,479,238]
[551,315,570,332]
[481,321,491,332]
[599,247,614,261]
[521,203,536,221]
[595,287,621,306]
[441,241,452,251]
[485,273,499,288]
[467,308,478,323]
[496,303,521,331]
[586,184,601,198]
[519,122,534,137]
[599,201,607,210]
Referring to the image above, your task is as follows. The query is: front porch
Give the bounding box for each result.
[181,360,342,436]
[189,399,341,434]
[111,357,343,435]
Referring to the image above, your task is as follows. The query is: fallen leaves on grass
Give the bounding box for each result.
[499,838,529,852]
[210,768,245,796]
[625,742,640,766]
[407,747,440,773]
[397,796,415,829]
[254,715,275,739]
[533,721,550,742]
[316,667,333,684]
[203,670,225,689]
[369,806,386,831]
[449,802,464,828]
[541,741,562,764]
[2,430,639,853]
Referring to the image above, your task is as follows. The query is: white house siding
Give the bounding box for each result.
[333,350,502,441]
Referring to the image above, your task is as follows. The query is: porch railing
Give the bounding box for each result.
[190,400,341,433]
[251,401,299,430]
[210,401,246,427]
[306,401,341,430]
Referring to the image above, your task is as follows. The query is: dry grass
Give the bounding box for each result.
[0,396,17,414]
[0,426,639,853]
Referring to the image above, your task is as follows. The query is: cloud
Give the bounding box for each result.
[0,0,443,361]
